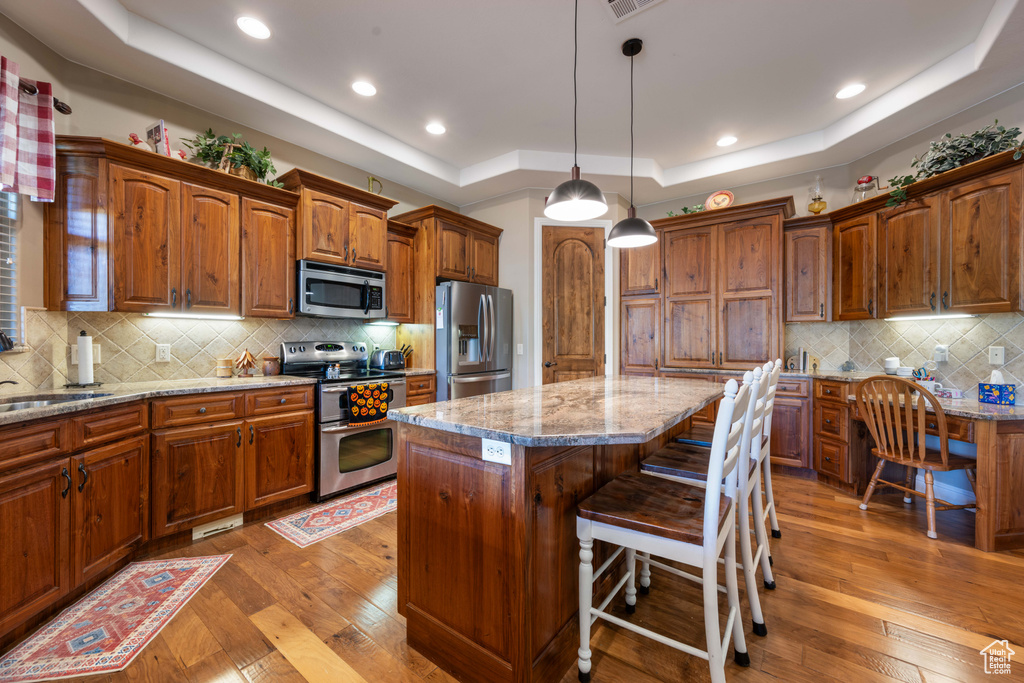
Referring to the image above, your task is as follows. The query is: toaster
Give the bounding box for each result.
[370,349,406,370]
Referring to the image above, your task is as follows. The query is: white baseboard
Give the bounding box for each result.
[914,473,977,509]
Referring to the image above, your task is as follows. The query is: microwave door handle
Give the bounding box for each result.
[363,280,372,315]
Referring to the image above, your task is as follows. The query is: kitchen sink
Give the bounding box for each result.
[0,393,113,413]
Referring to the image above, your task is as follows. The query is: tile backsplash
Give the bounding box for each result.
[786,313,1024,400]
[0,308,397,388]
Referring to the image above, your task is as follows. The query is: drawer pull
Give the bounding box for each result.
[824,456,833,462]
[824,389,832,395]
[199,407,207,414]
[825,419,832,424]
[928,422,937,429]
[280,398,287,404]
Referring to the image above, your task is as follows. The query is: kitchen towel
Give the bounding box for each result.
[13,78,55,202]
[0,56,18,190]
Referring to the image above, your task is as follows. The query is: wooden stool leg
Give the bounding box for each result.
[625,548,637,614]
[859,459,886,511]
[577,535,594,682]
[965,467,977,495]
[924,471,937,540]
[903,464,916,504]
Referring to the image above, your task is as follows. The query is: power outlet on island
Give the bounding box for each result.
[482,438,512,466]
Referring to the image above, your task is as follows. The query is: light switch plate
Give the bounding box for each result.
[933,344,949,363]
[482,438,512,466]
[989,346,1005,365]
[517,344,524,355]
[70,344,100,365]
[155,344,171,363]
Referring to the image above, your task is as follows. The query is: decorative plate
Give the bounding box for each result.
[705,190,734,210]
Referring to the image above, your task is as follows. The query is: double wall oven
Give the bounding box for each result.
[281,341,406,500]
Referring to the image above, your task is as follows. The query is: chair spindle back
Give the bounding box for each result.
[854,376,950,467]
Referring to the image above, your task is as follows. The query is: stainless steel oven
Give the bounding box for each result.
[297,260,387,319]
[317,379,406,500]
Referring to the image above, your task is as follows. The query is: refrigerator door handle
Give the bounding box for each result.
[479,294,488,362]
[487,294,496,363]
[450,372,511,384]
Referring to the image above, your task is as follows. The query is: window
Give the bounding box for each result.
[0,192,16,342]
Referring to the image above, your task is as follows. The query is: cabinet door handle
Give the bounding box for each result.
[237,427,242,448]
[171,288,177,308]
[929,292,936,311]
[288,297,294,314]
[249,425,255,445]
[867,298,873,316]
[654,277,658,291]
[186,288,192,309]
[344,245,349,260]
[61,467,71,498]
[719,351,723,365]
[820,303,825,318]
[654,359,659,370]
[77,463,88,492]
[942,291,949,309]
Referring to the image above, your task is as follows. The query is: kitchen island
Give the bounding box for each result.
[388,375,724,683]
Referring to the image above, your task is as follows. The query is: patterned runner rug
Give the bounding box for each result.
[0,555,230,682]
[266,480,397,548]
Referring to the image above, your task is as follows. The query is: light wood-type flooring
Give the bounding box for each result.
[48,473,1023,682]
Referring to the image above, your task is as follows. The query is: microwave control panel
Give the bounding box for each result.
[368,285,383,309]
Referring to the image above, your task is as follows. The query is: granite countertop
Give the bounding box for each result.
[398,368,435,377]
[659,366,878,382]
[0,375,317,427]
[389,375,724,447]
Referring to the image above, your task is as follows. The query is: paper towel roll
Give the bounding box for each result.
[77,331,94,385]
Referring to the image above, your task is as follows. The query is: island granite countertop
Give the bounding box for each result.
[0,375,317,427]
[388,375,724,447]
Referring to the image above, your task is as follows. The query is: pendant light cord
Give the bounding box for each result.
[573,0,578,168]
[629,52,634,207]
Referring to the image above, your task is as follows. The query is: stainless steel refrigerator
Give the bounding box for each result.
[435,282,513,401]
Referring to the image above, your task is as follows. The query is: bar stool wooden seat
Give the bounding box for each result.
[855,376,978,539]
[575,377,753,683]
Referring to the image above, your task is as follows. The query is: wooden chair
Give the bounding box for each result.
[576,377,753,683]
[854,376,978,539]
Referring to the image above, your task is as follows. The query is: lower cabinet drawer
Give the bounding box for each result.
[244,386,314,416]
[72,402,147,451]
[776,378,810,397]
[815,437,846,480]
[0,420,69,472]
[815,380,849,403]
[151,392,242,428]
[814,402,849,441]
[406,374,436,396]
[406,393,433,407]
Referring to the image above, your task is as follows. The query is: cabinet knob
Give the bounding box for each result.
[928,422,937,429]
[825,419,832,424]
[824,456,833,462]
[199,407,206,414]
[280,398,287,404]
[825,389,832,395]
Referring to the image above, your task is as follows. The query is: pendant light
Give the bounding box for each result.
[544,0,608,222]
[608,38,657,248]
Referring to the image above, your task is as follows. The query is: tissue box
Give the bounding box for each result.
[979,383,1016,405]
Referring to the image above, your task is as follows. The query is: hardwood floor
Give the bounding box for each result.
[48,473,1022,682]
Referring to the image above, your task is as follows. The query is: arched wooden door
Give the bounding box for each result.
[541,225,605,384]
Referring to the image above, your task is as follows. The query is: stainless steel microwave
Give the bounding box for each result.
[297,260,387,319]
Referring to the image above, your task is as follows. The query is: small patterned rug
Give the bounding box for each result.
[0,555,230,682]
[266,481,397,548]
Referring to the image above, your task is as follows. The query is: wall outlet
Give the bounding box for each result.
[933,344,949,363]
[155,344,171,363]
[989,346,1005,365]
[517,343,524,356]
[481,438,512,466]
[70,344,100,365]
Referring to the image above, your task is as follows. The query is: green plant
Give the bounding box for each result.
[666,203,705,217]
[180,129,282,187]
[887,121,1024,206]
[228,141,283,187]
[180,129,240,167]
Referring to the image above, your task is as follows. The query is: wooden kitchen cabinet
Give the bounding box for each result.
[784,216,831,321]
[150,421,246,538]
[71,435,148,585]
[663,226,717,368]
[244,412,314,510]
[0,459,70,636]
[833,213,877,320]
[350,203,388,271]
[110,164,181,313]
[940,166,1022,313]
[878,197,940,318]
[181,183,240,314]
[242,197,296,318]
[386,220,418,323]
[621,297,661,374]
[469,231,499,286]
[297,187,350,265]
[437,220,470,280]
[620,235,661,296]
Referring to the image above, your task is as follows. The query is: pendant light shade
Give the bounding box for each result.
[545,166,609,221]
[544,0,608,222]
[608,206,656,248]
[609,37,657,249]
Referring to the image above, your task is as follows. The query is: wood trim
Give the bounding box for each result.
[387,219,419,238]
[392,205,505,237]
[783,214,832,231]
[650,196,796,231]
[277,168,398,212]
[55,137,299,207]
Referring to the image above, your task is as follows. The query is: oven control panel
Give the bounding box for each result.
[281,341,368,365]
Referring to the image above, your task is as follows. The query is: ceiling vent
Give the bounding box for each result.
[604,0,665,23]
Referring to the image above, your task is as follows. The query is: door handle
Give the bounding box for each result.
[236,427,242,447]
[77,463,88,492]
[820,303,824,318]
[186,288,192,309]
[544,361,557,367]
[719,351,723,365]
[942,291,948,309]
[249,425,255,445]
[488,294,496,362]
[929,292,936,311]
[171,288,177,308]
[61,467,71,498]
[867,298,873,316]
[654,277,658,290]
[345,245,349,260]
[288,297,294,314]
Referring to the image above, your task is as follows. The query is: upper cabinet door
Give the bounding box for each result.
[437,220,470,280]
[349,203,388,272]
[181,183,240,315]
[110,164,181,312]
[941,167,1022,314]
[620,237,661,296]
[469,231,499,285]
[386,230,415,323]
[833,214,877,320]
[242,198,296,318]
[663,227,716,368]
[718,218,779,368]
[784,226,830,321]
[878,198,940,318]
[299,189,349,266]
[621,297,660,374]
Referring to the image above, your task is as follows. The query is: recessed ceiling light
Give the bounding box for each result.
[836,83,866,99]
[352,81,377,97]
[716,135,738,147]
[236,16,271,39]
[426,122,446,135]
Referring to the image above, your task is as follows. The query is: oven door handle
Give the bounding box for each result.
[322,387,351,394]
[321,424,358,434]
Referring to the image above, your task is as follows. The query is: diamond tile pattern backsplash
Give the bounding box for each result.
[786,313,1024,401]
[0,308,396,388]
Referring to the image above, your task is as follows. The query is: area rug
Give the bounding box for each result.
[266,481,397,548]
[0,555,230,682]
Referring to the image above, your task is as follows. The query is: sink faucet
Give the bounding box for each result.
[0,380,17,387]
[0,331,13,353]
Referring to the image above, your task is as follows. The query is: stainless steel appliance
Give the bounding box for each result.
[280,340,406,501]
[435,282,513,400]
[296,260,387,319]
[370,349,405,371]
